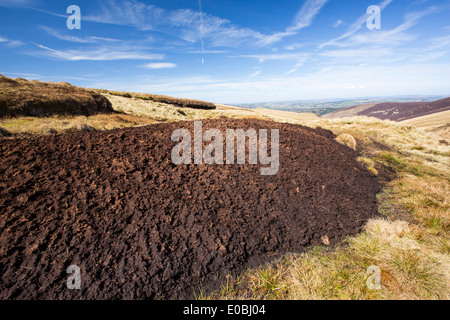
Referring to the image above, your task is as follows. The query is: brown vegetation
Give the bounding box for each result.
[0,74,114,118]
[324,98,450,122]
[95,89,216,110]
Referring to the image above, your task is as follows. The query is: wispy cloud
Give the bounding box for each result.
[84,0,328,48]
[85,0,164,30]
[257,0,329,45]
[0,72,41,78]
[0,0,36,7]
[85,2,266,48]
[0,35,24,47]
[334,20,343,28]
[40,26,121,43]
[412,34,450,62]
[249,69,262,78]
[142,62,177,69]
[240,52,310,63]
[320,4,441,52]
[287,0,329,33]
[31,42,164,61]
[285,62,305,75]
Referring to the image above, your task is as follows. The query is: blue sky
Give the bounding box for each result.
[0,0,449,104]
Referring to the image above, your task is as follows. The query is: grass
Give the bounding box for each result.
[0,92,263,136]
[336,133,357,150]
[0,114,157,135]
[104,94,260,122]
[93,89,216,110]
[0,74,114,117]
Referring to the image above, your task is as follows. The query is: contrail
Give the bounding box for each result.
[198,0,205,64]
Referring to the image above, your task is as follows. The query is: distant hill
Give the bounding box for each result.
[323,97,450,122]
[0,74,115,118]
[236,96,446,117]
[400,110,450,128]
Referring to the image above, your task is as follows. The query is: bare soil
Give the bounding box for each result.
[0,119,381,299]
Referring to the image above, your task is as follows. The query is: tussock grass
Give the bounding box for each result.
[0,114,157,136]
[336,133,357,150]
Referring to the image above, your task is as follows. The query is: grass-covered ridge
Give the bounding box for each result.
[93,89,217,110]
[0,74,114,117]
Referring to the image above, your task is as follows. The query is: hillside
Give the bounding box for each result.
[0,78,448,300]
[0,74,114,118]
[0,75,252,136]
[400,110,450,129]
[94,89,216,110]
[253,108,320,121]
[323,97,450,122]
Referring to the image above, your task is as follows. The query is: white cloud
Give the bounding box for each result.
[5,40,24,47]
[40,27,96,44]
[40,26,122,43]
[249,70,262,78]
[334,20,343,28]
[0,35,24,47]
[142,62,177,69]
[84,0,164,30]
[284,63,304,75]
[0,0,36,7]
[84,0,328,48]
[240,53,310,64]
[31,43,164,61]
[287,0,329,33]
[413,51,447,62]
[315,3,445,66]
[1,72,41,77]
[257,0,329,46]
[186,50,228,54]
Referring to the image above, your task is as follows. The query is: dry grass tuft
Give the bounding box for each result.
[336,133,357,150]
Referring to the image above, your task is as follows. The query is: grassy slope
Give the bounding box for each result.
[400,110,450,128]
[252,108,320,121]
[0,92,263,136]
[322,103,377,119]
[0,75,114,117]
